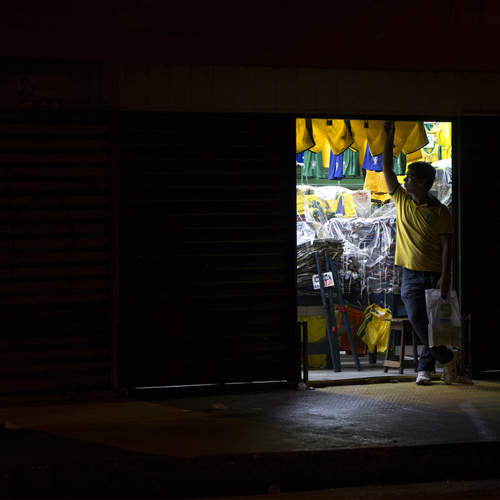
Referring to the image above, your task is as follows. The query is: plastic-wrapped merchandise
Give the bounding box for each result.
[296,185,332,224]
[322,205,401,298]
[431,159,452,208]
[296,184,372,222]
[296,221,317,246]
[296,184,401,299]
[297,239,344,296]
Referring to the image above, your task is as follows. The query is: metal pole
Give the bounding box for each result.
[329,256,362,371]
[314,251,339,372]
[324,250,342,370]
[302,321,309,385]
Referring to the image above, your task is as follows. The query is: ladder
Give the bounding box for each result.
[313,250,362,372]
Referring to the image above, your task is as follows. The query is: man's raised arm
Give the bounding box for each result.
[382,121,399,194]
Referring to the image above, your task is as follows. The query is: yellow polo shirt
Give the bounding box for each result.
[390,185,453,272]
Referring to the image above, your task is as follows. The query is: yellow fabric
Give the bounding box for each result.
[304,119,354,156]
[297,120,440,161]
[322,142,331,173]
[350,120,427,157]
[371,193,391,202]
[358,140,368,167]
[325,119,354,155]
[421,146,440,163]
[322,192,358,218]
[309,119,328,153]
[350,120,385,155]
[396,121,429,155]
[365,121,386,156]
[298,315,327,368]
[367,171,386,193]
[438,122,452,147]
[355,304,392,354]
[440,145,451,160]
[296,193,330,218]
[298,311,342,368]
[406,150,423,165]
[296,118,315,153]
[390,185,453,272]
[365,171,407,195]
[326,195,340,214]
[341,193,357,218]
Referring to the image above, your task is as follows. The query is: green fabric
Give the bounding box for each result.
[343,148,361,177]
[394,152,407,176]
[303,150,324,180]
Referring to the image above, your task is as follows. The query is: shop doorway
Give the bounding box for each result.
[296,118,454,383]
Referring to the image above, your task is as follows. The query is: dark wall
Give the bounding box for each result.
[458,117,500,375]
[1,0,499,72]
[0,114,115,393]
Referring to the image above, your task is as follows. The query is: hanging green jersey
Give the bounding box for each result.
[394,152,407,176]
[343,148,361,177]
[303,150,324,179]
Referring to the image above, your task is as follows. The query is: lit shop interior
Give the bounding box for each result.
[296,119,452,381]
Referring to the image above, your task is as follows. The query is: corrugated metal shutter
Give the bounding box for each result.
[0,115,115,393]
[458,117,500,375]
[118,112,298,388]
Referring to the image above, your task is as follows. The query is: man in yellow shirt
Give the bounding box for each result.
[382,121,459,386]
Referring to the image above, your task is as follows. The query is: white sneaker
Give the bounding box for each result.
[416,370,432,385]
[443,350,460,385]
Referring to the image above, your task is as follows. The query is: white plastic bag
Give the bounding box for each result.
[425,288,461,347]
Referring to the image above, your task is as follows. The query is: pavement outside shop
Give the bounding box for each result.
[1,373,500,499]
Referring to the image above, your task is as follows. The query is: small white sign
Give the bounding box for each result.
[312,272,334,289]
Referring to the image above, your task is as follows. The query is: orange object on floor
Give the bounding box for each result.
[338,306,366,355]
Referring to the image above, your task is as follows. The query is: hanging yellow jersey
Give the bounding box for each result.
[349,120,427,157]
[364,170,382,193]
[365,120,386,156]
[363,170,389,194]
[438,122,452,147]
[325,119,354,155]
[406,149,423,166]
[296,118,315,153]
[365,171,406,196]
[350,120,385,155]
[309,119,328,153]
[322,141,331,175]
[306,119,354,155]
[355,304,392,353]
[440,145,451,160]
[421,145,441,163]
[396,121,429,155]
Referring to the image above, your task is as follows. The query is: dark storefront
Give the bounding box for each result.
[1,1,500,393]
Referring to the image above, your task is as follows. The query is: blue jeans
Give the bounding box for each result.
[401,267,454,372]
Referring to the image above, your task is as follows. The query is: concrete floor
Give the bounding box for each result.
[304,351,450,387]
[1,371,499,499]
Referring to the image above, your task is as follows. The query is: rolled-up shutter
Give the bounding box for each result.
[0,115,114,393]
[118,112,298,388]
